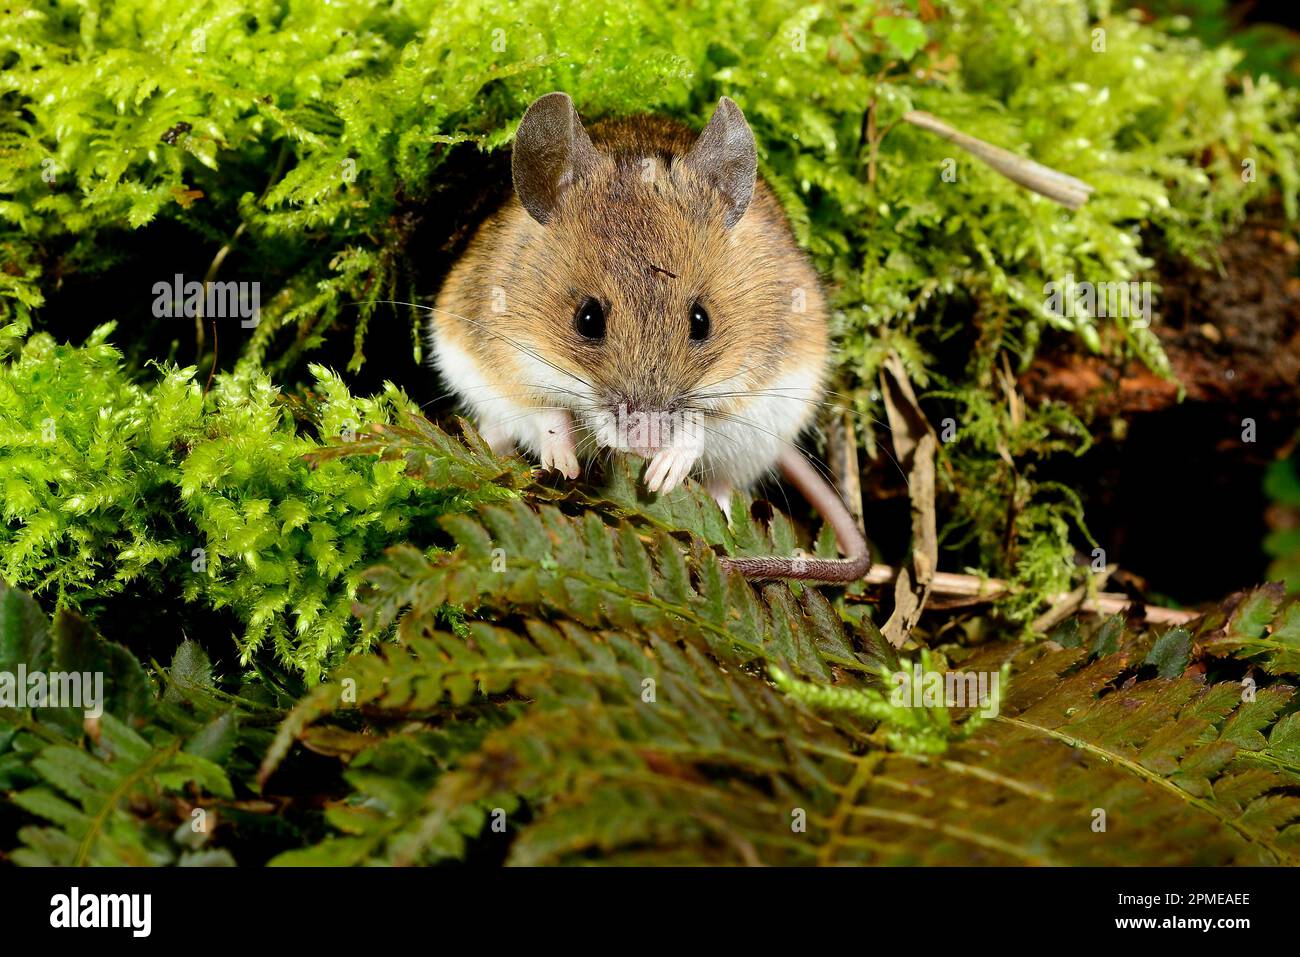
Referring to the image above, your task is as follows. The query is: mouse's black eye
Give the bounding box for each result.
[689,302,710,342]
[574,297,606,340]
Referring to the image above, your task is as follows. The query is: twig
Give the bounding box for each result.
[879,354,939,647]
[901,111,1095,209]
[861,564,1199,626]
[826,409,865,533]
[1030,564,1115,634]
[194,142,290,354]
[203,319,218,397]
[196,221,246,355]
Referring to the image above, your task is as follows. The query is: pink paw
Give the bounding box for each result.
[538,415,580,479]
[645,447,699,494]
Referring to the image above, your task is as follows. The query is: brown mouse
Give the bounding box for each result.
[430,92,868,582]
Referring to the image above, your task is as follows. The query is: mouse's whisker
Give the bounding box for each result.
[572,432,607,462]
[711,403,909,495]
[682,363,898,435]
[353,299,597,394]
[690,388,897,434]
[419,385,593,411]
[684,389,909,487]
[684,406,849,498]
[686,360,768,398]
[483,406,585,434]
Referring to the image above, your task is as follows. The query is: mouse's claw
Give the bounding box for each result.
[539,454,579,479]
[645,447,698,494]
[706,478,734,522]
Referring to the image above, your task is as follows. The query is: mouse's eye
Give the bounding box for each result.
[574,297,606,340]
[689,302,710,342]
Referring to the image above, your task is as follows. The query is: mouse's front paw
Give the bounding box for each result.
[645,447,698,494]
[537,419,580,479]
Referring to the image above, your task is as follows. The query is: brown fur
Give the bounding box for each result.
[432,113,828,427]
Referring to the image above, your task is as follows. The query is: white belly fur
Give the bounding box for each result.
[432,322,821,490]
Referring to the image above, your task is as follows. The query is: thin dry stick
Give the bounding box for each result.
[196,221,246,355]
[861,564,1199,626]
[826,410,865,533]
[1030,563,1116,634]
[195,143,290,353]
[902,111,1095,209]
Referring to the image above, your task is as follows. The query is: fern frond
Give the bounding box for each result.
[259,489,1300,865]
[1202,583,1300,676]
[1,584,276,866]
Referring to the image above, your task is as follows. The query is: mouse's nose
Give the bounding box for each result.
[595,395,693,455]
[612,381,680,411]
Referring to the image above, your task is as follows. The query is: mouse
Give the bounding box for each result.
[429,92,869,582]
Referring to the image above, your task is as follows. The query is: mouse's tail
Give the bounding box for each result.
[720,447,871,583]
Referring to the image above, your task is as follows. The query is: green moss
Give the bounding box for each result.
[3,1,1295,370]
[0,324,508,680]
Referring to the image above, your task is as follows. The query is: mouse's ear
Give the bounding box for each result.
[512,92,600,225]
[682,97,758,229]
